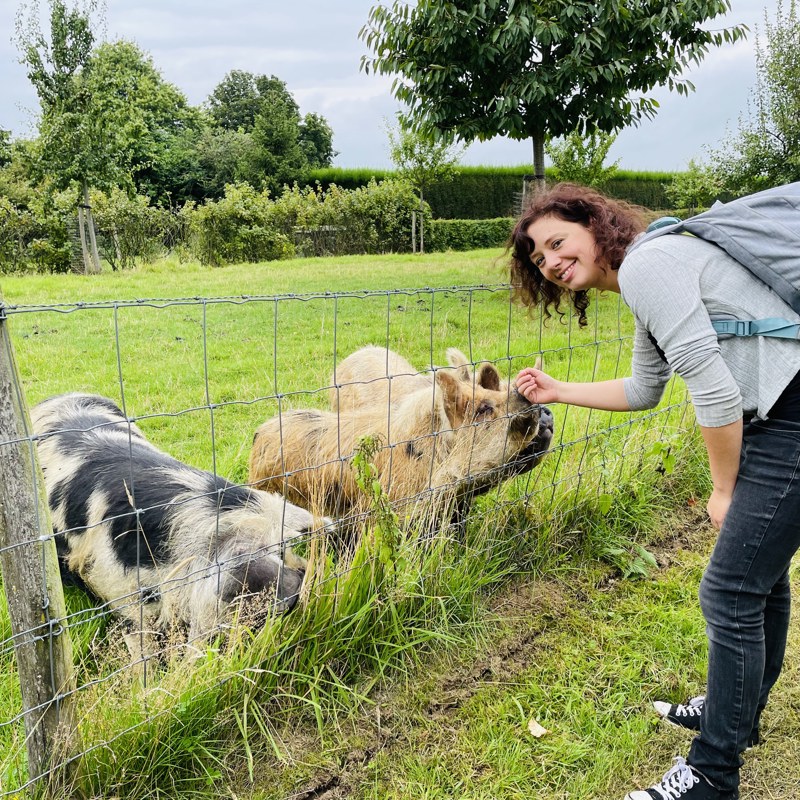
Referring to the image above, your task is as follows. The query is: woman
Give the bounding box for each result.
[510,183,800,800]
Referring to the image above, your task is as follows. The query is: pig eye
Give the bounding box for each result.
[475,401,494,419]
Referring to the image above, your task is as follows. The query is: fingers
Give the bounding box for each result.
[514,370,540,403]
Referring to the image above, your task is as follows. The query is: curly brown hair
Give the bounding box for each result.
[508,183,647,327]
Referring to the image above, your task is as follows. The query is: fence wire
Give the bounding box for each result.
[0,284,693,796]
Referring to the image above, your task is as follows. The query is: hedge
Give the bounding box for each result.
[429,217,515,252]
[309,166,679,219]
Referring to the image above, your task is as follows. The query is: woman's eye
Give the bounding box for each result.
[552,239,562,249]
[532,255,544,268]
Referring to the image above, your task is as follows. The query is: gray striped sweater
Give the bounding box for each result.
[618,234,800,427]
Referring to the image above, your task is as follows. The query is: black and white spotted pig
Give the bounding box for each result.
[31,393,327,661]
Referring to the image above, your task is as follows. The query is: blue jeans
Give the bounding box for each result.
[688,414,800,792]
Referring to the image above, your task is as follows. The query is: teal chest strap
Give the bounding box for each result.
[712,318,800,339]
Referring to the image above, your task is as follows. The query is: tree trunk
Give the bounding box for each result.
[82,182,102,274]
[532,136,547,194]
[76,203,90,275]
[0,306,78,790]
[418,190,425,255]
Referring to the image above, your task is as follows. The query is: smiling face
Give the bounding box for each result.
[525,214,620,294]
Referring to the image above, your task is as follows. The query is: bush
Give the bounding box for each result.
[0,197,35,273]
[0,193,72,274]
[336,178,423,254]
[662,159,729,214]
[91,189,180,269]
[430,218,514,251]
[546,129,620,188]
[187,183,295,266]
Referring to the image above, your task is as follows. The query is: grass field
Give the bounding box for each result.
[250,514,800,800]
[0,249,715,799]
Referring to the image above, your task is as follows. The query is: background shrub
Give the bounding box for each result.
[430,217,514,251]
[92,189,181,269]
[187,183,295,266]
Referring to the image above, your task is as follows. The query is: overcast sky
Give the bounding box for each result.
[0,0,772,172]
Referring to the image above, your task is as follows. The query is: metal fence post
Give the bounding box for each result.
[0,301,77,790]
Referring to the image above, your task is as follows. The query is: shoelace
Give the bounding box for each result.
[674,696,705,719]
[653,757,700,799]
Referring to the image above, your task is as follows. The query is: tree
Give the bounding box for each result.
[207,71,308,134]
[664,158,725,213]
[386,114,462,252]
[299,112,337,169]
[707,0,800,194]
[360,1,746,189]
[86,40,205,205]
[16,0,112,273]
[545,127,620,188]
[207,69,266,132]
[206,71,336,192]
[248,92,308,194]
[192,127,256,198]
[0,129,11,167]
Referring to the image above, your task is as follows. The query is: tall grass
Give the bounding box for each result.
[0,250,699,798]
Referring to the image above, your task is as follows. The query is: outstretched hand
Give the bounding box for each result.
[515,366,560,405]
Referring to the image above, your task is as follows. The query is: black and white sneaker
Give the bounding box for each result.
[653,695,760,749]
[624,756,738,799]
[653,696,705,731]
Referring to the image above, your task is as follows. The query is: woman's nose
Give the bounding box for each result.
[542,251,560,272]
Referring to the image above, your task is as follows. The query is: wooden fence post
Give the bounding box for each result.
[0,302,77,790]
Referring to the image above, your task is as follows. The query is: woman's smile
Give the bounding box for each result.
[556,260,576,283]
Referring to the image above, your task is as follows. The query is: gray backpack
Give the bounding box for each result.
[630,181,800,339]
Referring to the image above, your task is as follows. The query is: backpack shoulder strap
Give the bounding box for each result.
[630,182,800,314]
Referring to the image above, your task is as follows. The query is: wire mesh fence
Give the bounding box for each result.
[0,283,694,796]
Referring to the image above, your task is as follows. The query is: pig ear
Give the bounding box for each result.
[476,362,501,392]
[446,347,471,381]
[435,369,463,426]
[534,355,543,371]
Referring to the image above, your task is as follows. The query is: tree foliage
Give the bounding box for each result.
[707,0,800,193]
[0,130,12,167]
[248,89,308,194]
[360,0,747,181]
[385,114,462,252]
[299,112,337,169]
[206,70,295,133]
[15,0,110,272]
[663,158,725,212]
[545,127,620,188]
[16,0,112,189]
[87,40,205,203]
[205,70,335,192]
[386,114,462,204]
[193,128,256,198]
